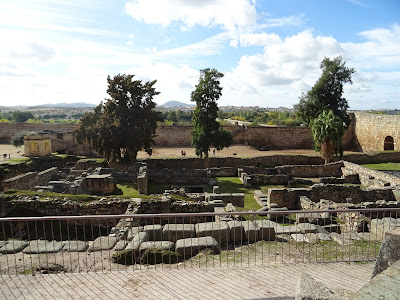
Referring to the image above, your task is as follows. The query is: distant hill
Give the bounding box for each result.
[160,101,195,107]
[27,102,97,108]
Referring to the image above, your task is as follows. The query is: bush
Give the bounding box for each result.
[112,250,137,265]
[10,130,35,148]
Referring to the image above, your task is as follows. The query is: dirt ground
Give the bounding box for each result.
[0,143,321,161]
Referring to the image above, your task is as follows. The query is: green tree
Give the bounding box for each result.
[295,56,355,126]
[12,111,34,123]
[311,110,344,164]
[74,74,162,165]
[10,130,34,148]
[191,68,232,158]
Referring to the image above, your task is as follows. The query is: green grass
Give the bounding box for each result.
[362,163,400,171]
[215,177,261,211]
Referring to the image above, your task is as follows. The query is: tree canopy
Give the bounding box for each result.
[10,130,34,148]
[311,110,344,164]
[191,68,232,158]
[12,111,34,123]
[74,74,162,164]
[294,56,355,126]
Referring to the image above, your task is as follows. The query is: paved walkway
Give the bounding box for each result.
[0,262,374,300]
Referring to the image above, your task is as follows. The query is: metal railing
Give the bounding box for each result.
[0,208,399,275]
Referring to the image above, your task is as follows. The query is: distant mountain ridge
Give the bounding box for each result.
[160,100,195,107]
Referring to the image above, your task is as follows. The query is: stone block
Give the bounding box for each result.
[114,239,128,251]
[242,221,259,243]
[62,241,88,252]
[139,241,175,257]
[372,228,400,278]
[0,240,28,254]
[370,218,399,239]
[231,193,245,207]
[143,224,163,241]
[291,234,308,243]
[323,224,341,233]
[275,225,302,235]
[23,240,64,254]
[213,185,220,194]
[195,222,230,244]
[162,224,195,242]
[297,223,318,234]
[87,236,119,252]
[127,226,144,241]
[227,220,244,243]
[125,232,148,253]
[175,236,220,259]
[255,220,275,241]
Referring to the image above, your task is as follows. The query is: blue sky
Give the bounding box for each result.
[0,0,399,109]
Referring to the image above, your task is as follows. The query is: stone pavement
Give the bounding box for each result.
[0,262,374,300]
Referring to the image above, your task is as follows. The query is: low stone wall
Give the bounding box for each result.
[342,161,400,188]
[250,174,290,185]
[276,162,344,178]
[3,172,38,191]
[144,152,400,170]
[0,197,132,218]
[268,184,398,209]
[148,168,209,184]
[3,167,59,191]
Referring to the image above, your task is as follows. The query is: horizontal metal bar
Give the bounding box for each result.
[1,207,399,221]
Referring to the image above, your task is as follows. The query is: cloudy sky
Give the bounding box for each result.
[0,0,399,109]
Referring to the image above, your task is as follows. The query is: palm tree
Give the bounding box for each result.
[311,110,344,164]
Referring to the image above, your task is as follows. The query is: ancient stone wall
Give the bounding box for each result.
[0,198,131,217]
[0,123,77,143]
[276,162,344,178]
[148,168,209,184]
[342,161,400,188]
[353,112,400,152]
[268,184,397,209]
[3,167,59,191]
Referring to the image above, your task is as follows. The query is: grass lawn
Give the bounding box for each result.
[362,163,400,171]
[215,177,261,211]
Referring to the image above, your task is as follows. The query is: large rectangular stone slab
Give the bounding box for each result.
[255,220,276,241]
[125,232,148,252]
[291,234,309,243]
[23,240,64,254]
[275,225,302,235]
[127,226,144,241]
[139,241,175,256]
[227,220,244,243]
[62,240,88,252]
[175,236,220,259]
[0,240,28,254]
[87,236,119,252]
[162,224,195,242]
[114,239,128,251]
[242,221,259,243]
[143,224,163,241]
[297,223,318,234]
[195,222,230,244]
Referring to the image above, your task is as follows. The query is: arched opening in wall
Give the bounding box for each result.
[384,136,394,151]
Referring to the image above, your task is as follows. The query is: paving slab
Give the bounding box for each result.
[0,262,374,300]
[23,240,64,254]
[195,222,230,244]
[175,236,220,259]
[62,241,88,252]
[162,224,195,242]
[87,236,119,252]
[0,240,28,254]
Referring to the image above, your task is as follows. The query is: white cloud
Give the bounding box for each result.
[124,0,257,30]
